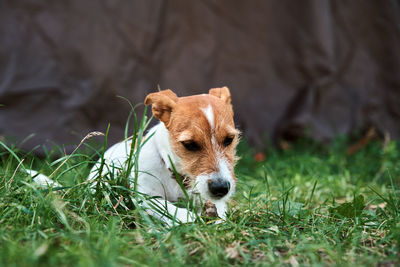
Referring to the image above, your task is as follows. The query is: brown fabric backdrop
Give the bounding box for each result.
[1,0,400,154]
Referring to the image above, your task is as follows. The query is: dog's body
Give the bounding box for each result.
[34,87,239,225]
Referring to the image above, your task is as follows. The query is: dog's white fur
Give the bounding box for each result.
[29,88,237,226]
[87,122,234,224]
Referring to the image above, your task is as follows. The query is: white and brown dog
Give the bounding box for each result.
[32,87,239,225]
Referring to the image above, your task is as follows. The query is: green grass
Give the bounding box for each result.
[0,135,399,266]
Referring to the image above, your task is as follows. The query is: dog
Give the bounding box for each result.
[33,87,239,225]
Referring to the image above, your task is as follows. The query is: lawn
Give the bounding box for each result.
[0,134,399,266]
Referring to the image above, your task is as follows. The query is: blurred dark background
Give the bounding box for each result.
[1,0,400,154]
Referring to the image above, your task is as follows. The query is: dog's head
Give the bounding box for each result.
[145,87,239,205]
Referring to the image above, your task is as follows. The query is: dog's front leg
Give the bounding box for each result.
[213,200,228,220]
[140,198,197,226]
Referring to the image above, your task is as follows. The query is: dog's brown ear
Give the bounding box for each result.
[209,86,231,104]
[144,89,178,125]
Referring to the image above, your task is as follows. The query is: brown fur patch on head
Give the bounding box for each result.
[162,87,239,183]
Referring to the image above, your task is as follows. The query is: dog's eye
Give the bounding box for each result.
[181,141,201,152]
[223,136,234,147]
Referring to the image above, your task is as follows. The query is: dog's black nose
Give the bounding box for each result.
[208,178,230,198]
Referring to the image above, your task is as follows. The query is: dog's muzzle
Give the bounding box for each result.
[207,178,230,198]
